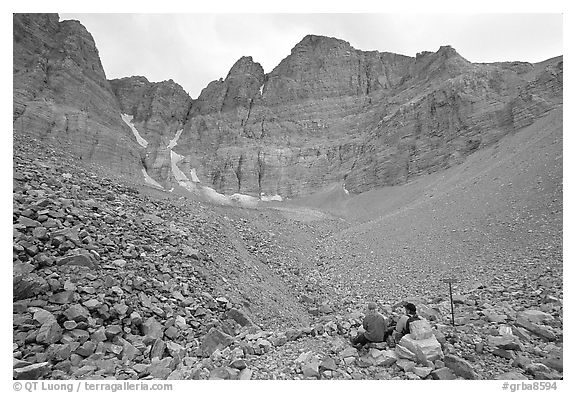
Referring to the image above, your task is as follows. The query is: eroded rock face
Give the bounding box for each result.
[13,13,141,178]
[109,76,194,188]
[13,15,563,199]
[168,36,562,198]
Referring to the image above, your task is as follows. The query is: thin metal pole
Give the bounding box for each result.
[449,282,455,326]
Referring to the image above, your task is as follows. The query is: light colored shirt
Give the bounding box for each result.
[395,315,409,334]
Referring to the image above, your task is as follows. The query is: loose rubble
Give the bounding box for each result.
[12,134,562,380]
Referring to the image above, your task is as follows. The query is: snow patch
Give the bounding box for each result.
[343,185,350,195]
[190,168,200,183]
[141,168,163,189]
[167,129,183,149]
[260,194,283,202]
[170,151,190,182]
[259,84,264,95]
[121,114,148,147]
[201,186,231,205]
[230,193,259,207]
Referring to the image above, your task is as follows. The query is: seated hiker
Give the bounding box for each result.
[351,302,388,348]
[394,302,420,341]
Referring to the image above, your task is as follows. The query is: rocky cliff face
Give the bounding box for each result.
[13,13,141,177]
[167,35,562,197]
[13,15,563,199]
[109,77,193,188]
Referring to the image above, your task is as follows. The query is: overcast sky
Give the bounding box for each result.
[58,13,562,99]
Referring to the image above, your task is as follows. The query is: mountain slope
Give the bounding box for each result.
[113,36,562,197]
[312,107,562,304]
[13,14,141,178]
[13,14,562,200]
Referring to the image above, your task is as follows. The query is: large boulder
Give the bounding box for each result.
[199,328,234,357]
[488,335,523,351]
[369,348,398,367]
[13,274,49,301]
[36,320,63,345]
[443,354,480,380]
[141,317,164,340]
[431,367,457,380]
[225,308,254,327]
[396,334,443,363]
[302,360,320,378]
[543,348,563,372]
[63,304,90,322]
[409,319,434,340]
[517,310,554,324]
[13,362,51,380]
[515,317,557,341]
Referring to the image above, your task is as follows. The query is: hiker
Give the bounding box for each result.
[351,302,388,348]
[394,302,420,341]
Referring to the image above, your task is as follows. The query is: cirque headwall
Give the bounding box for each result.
[13,14,563,199]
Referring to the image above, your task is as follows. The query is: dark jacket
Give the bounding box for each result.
[362,311,388,342]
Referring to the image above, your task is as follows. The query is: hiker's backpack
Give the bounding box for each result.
[401,314,420,336]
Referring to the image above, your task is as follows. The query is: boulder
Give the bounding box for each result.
[518,310,554,324]
[356,355,374,368]
[82,299,101,310]
[494,371,528,380]
[483,310,508,323]
[431,367,457,380]
[543,348,563,372]
[302,361,320,378]
[199,328,233,357]
[13,274,49,301]
[121,341,141,361]
[395,343,417,361]
[230,359,247,370]
[148,358,172,379]
[13,362,51,380]
[142,317,164,340]
[296,351,315,364]
[493,348,514,359]
[516,317,557,341]
[488,335,523,351]
[512,355,533,369]
[396,359,416,372]
[413,366,433,378]
[225,308,254,327]
[90,327,107,343]
[320,356,338,371]
[397,335,443,362]
[409,319,434,340]
[33,308,57,325]
[526,363,562,380]
[373,349,398,367]
[56,254,97,269]
[340,347,358,358]
[238,368,253,380]
[209,367,238,380]
[63,304,90,322]
[166,341,186,359]
[49,290,75,304]
[255,338,272,352]
[150,339,166,360]
[270,334,288,347]
[443,354,480,380]
[36,320,63,344]
[417,305,442,321]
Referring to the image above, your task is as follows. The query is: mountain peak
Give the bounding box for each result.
[292,34,353,53]
[227,56,264,79]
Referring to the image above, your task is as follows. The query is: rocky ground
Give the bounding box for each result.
[12,106,563,381]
